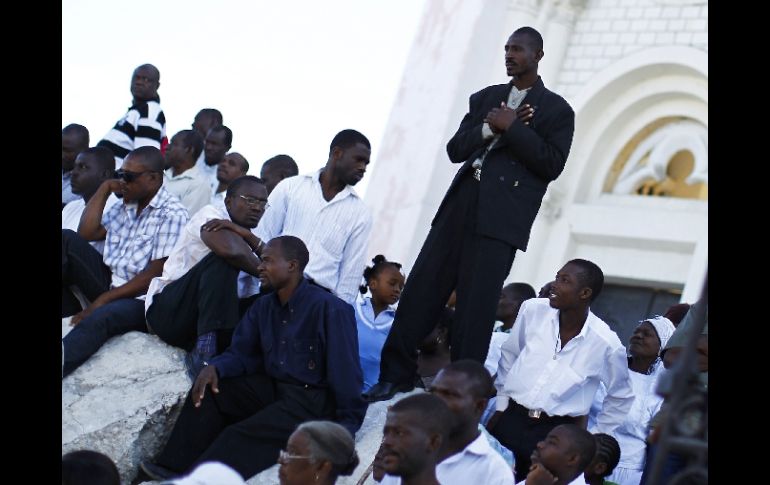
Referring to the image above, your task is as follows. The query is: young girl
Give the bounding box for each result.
[356,255,405,392]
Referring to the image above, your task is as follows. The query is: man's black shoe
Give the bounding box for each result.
[362,381,414,402]
[139,460,178,481]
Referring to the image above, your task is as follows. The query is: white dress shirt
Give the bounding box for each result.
[381,432,514,485]
[495,298,634,435]
[144,204,260,313]
[255,169,372,304]
[62,194,120,255]
[164,164,214,217]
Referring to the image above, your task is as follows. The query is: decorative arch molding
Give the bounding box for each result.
[563,46,707,205]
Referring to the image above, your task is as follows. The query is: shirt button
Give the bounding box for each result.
[280,361,284,365]
[282,320,287,324]
[281,340,286,345]
[499,176,505,181]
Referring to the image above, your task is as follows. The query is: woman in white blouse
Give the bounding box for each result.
[588,316,676,485]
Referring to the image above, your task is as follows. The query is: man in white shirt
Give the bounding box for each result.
[199,125,232,189]
[145,176,267,377]
[62,123,90,208]
[379,393,453,485]
[429,360,515,484]
[488,259,634,480]
[62,147,118,316]
[211,152,249,211]
[255,129,373,305]
[164,130,212,217]
[519,424,596,485]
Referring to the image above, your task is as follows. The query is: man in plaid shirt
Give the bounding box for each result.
[62,146,189,377]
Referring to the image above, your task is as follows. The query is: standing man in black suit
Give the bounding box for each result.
[365,26,576,402]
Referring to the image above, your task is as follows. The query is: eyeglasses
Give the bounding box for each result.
[239,194,268,208]
[115,169,156,183]
[278,450,313,462]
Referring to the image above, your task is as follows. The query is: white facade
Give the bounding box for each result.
[364,0,707,302]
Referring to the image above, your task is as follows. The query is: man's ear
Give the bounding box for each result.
[331,146,344,161]
[536,49,544,62]
[579,287,592,302]
[428,432,443,453]
[287,259,299,274]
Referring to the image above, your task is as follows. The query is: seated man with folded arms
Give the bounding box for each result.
[61,146,188,377]
[145,175,268,376]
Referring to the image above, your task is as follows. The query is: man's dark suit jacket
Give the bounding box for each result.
[435,76,575,251]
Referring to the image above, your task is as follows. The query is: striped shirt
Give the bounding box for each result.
[101,186,189,292]
[97,98,166,169]
[255,169,372,304]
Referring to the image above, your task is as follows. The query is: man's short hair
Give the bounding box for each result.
[263,154,299,176]
[390,393,453,438]
[227,152,250,173]
[62,123,90,147]
[176,129,204,161]
[513,26,544,51]
[197,108,223,126]
[506,282,536,301]
[209,125,233,147]
[80,147,116,173]
[62,450,120,485]
[272,235,310,272]
[329,129,370,155]
[226,175,265,199]
[441,360,494,399]
[127,146,165,172]
[566,259,604,302]
[559,424,597,471]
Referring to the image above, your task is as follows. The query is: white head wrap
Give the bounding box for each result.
[642,316,676,355]
[166,462,246,485]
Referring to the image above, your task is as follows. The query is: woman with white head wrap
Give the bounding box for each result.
[587,315,676,485]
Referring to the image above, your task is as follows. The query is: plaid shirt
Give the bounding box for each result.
[102,185,189,289]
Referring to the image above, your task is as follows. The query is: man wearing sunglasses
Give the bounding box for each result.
[145,176,268,378]
[62,146,189,378]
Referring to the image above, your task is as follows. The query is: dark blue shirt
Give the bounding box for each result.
[210,278,367,436]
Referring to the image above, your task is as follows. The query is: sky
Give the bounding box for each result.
[62,0,427,197]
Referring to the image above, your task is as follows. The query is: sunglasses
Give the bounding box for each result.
[115,169,157,183]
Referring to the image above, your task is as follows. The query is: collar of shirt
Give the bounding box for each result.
[440,433,491,465]
[307,168,361,204]
[62,169,72,179]
[269,277,311,310]
[549,308,591,349]
[165,164,203,181]
[120,185,174,218]
[357,297,396,330]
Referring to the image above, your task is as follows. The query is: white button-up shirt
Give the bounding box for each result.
[163,164,213,218]
[381,433,514,485]
[144,204,260,313]
[255,169,372,304]
[494,298,634,435]
[62,194,120,255]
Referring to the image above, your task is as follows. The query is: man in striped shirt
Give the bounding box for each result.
[98,64,167,169]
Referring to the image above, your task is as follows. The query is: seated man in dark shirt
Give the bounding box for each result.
[140,235,367,481]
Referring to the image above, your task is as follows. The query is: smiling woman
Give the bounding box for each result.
[62,0,427,198]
